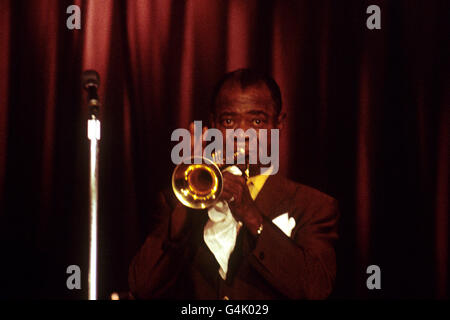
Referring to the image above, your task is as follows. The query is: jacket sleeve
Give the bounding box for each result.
[248,192,340,299]
[128,191,195,299]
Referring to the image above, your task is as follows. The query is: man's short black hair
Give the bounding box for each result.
[211,68,282,115]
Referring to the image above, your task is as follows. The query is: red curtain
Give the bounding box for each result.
[0,0,447,299]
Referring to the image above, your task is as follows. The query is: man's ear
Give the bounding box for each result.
[276,111,287,130]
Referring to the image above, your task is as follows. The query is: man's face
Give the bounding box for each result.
[211,82,284,170]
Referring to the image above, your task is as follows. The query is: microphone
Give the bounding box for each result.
[82,70,100,117]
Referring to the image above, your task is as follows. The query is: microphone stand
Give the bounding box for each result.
[87,100,100,300]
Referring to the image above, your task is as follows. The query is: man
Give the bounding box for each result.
[128,69,339,299]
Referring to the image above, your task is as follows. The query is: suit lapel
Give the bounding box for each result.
[253,173,296,220]
[226,174,297,284]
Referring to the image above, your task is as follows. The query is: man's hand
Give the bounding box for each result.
[220,172,263,236]
[188,122,263,236]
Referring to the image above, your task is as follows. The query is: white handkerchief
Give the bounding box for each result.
[204,201,238,280]
[203,166,242,280]
[271,213,296,237]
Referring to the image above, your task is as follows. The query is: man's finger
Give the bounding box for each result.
[222,181,244,203]
[222,185,240,202]
[201,126,208,149]
[189,122,196,151]
[222,172,246,186]
[223,177,244,195]
[221,190,233,202]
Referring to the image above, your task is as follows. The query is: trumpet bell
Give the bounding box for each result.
[172,156,223,209]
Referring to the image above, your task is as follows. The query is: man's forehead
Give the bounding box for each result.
[215,83,276,112]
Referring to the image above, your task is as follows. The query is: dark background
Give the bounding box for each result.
[0,0,448,299]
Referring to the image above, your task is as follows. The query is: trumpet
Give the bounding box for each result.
[172,150,249,209]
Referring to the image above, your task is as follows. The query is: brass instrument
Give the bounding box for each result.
[172,151,249,209]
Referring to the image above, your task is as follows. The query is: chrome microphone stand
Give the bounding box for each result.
[83,70,101,300]
[87,110,100,300]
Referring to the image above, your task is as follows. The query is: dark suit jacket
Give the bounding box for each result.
[128,173,339,299]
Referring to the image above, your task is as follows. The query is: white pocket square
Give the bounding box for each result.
[271,213,296,237]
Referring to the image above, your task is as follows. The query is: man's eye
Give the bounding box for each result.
[252,119,263,125]
[222,119,234,126]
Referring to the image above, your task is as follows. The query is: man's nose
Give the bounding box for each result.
[235,119,252,132]
[233,124,257,148]
[234,123,251,142]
